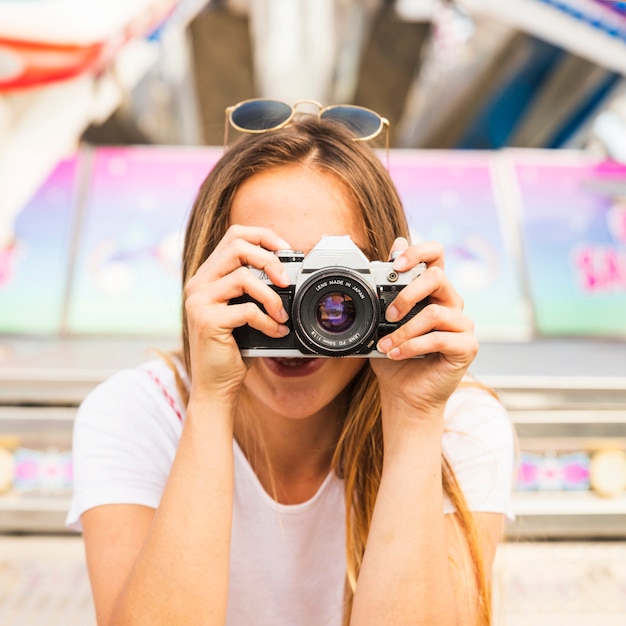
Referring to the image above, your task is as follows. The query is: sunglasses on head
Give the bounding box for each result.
[224,98,389,150]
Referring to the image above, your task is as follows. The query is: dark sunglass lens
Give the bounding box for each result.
[320,106,381,138]
[231,100,292,131]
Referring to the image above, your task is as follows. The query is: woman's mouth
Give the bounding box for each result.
[263,357,325,378]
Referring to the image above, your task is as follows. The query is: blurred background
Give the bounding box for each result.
[1,1,626,624]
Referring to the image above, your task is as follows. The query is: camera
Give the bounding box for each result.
[232,235,428,357]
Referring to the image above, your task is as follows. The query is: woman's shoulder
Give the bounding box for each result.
[446,377,508,419]
[78,356,188,428]
[68,357,185,530]
[444,376,513,447]
[443,379,516,518]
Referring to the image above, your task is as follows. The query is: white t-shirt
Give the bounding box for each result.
[67,358,515,626]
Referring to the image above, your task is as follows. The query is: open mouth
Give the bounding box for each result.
[263,357,325,377]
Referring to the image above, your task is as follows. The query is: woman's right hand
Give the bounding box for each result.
[183,225,292,401]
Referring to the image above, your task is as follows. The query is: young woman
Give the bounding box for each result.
[67,105,515,626]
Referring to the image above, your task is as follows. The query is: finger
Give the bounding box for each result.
[187,266,289,324]
[219,224,291,253]
[377,304,477,361]
[388,237,409,260]
[377,304,474,356]
[391,241,445,272]
[187,295,290,342]
[385,266,463,323]
[220,266,290,323]
[189,305,290,344]
[381,329,478,363]
[193,237,292,289]
[226,301,291,339]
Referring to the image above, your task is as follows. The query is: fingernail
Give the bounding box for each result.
[387,347,401,359]
[377,337,392,353]
[393,256,408,271]
[278,324,290,336]
[280,269,290,285]
[277,238,291,249]
[386,304,399,322]
[279,307,289,323]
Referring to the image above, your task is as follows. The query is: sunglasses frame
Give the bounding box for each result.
[224,98,390,153]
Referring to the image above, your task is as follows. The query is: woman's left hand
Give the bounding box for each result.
[370,238,478,420]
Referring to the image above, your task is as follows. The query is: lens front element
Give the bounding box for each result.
[316,293,356,333]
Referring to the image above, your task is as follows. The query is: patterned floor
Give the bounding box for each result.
[0,536,625,625]
[0,537,93,626]
[493,541,626,626]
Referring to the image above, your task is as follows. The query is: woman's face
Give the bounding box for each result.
[229,164,369,422]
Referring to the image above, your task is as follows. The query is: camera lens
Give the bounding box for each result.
[292,268,379,356]
[316,293,356,333]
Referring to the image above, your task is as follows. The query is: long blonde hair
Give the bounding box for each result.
[177,118,491,625]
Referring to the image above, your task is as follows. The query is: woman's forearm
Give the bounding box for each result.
[109,398,236,626]
[350,412,458,626]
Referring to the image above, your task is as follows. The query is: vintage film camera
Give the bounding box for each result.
[232,235,428,357]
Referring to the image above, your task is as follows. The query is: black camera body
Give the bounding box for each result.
[232,235,428,357]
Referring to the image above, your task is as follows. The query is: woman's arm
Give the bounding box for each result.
[350,410,503,626]
[354,239,504,624]
[80,226,292,626]
[82,399,236,626]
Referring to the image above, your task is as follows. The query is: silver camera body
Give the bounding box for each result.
[232,235,428,357]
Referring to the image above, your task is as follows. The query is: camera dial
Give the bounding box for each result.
[275,250,305,263]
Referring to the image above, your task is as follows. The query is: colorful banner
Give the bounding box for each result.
[509,150,626,337]
[0,156,78,334]
[4,145,625,341]
[66,146,221,334]
[389,150,531,340]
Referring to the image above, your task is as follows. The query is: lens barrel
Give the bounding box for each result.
[292,268,379,356]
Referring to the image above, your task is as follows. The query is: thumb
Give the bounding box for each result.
[388,237,409,261]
